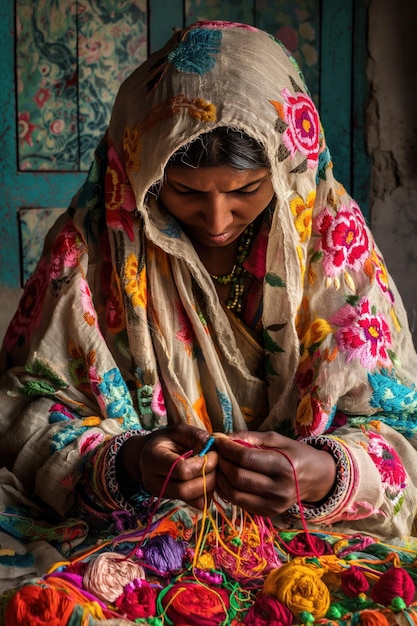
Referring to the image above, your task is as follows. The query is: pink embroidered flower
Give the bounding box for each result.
[331,297,392,369]
[78,429,105,455]
[50,223,84,279]
[106,145,137,241]
[314,202,370,277]
[366,432,406,505]
[282,87,320,168]
[151,380,167,417]
[175,302,194,355]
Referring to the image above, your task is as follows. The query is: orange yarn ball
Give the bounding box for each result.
[263,561,330,619]
[358,609,390,626]
[4,583,76,626]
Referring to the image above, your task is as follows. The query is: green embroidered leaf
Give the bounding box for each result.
[265,357,279,377]
[22,380,59,397]
[310,250,323,263]
[346,295,360,306]
[25,359,67,389]
[265,272,286,288]
[388,349,400,367]
[264,331,285,354]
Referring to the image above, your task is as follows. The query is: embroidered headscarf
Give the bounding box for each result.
[2,21,417,453]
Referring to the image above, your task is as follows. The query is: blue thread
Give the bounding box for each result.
[198,436,215,457]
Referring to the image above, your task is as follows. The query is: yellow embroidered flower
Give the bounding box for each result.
[299,318,333,362]
[290,190,316,242]
[193,394,212,431]
[124,253,147,308]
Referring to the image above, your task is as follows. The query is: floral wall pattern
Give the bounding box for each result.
[16,0,147,172]
[16,0,319,173]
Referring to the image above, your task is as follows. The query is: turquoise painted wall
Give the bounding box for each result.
[0,1,370,287]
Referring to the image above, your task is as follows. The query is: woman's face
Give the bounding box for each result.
[158,165,274,249]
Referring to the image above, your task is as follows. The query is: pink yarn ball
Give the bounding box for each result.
[341,567,370,597]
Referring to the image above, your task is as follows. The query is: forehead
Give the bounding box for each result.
[164,165,270,190]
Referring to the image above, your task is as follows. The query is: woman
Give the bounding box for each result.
[1,20,417,617]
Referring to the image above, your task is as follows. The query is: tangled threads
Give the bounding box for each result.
[83,552,146,602]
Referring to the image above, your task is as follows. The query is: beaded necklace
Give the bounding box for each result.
[209,222,254,313]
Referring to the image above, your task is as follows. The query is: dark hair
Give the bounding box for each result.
[167,127,269,170]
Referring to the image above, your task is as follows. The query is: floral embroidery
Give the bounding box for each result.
[363,431,406,514]
[123,124,142,173]
[298,318,333,363]
[313,202,370,277]
[290,191,316,242]
[105,145,137,241]
[296,394,335,437]
[125,253,147,308]
[80,278,98,327]
[97,367,138,426]
[68,342,98,396]
[176,302,195,356]
[331,297,392,369]
[50,222,85,280]
[78,428,105,455]
[168,28,222,75]
[368,370,417,417]
[270,85,320,170]
[365,247,395,304]
[151,381,167,419]
[193,394,212,431]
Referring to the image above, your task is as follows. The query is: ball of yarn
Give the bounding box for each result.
[341,566,370,597]
[83,552,146,602]
[285,532,333,557]
[243,594,293,625]
[140,534,186,574]
[160,581,230,625]
[263,561,330,619]
[114,578,157,620]
[5,582,76,626]
[371,567,415,606]
[357,609,390,626]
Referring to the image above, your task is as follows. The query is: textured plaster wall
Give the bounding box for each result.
[367,0,417,346]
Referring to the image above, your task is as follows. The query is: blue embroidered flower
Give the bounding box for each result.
[98,367,139,427]
[369,370,417,415]
[161,215,182,238]
[168,28,222,75]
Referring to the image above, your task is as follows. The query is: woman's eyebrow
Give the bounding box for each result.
[167,175,268,192]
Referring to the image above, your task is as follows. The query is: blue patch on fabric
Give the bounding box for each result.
[168,28,222,75]
[216,389,233,433]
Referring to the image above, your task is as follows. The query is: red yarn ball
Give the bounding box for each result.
[371,567,415,606]
[161,581,230,625]
[285,532,333,557]
[341,566,370,597]
[243,594,293,625]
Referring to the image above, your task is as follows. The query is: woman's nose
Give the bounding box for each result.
[201,194,234,234]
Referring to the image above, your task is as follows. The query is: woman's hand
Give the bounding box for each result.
[119,424,218,509]
[214,431,336,517]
